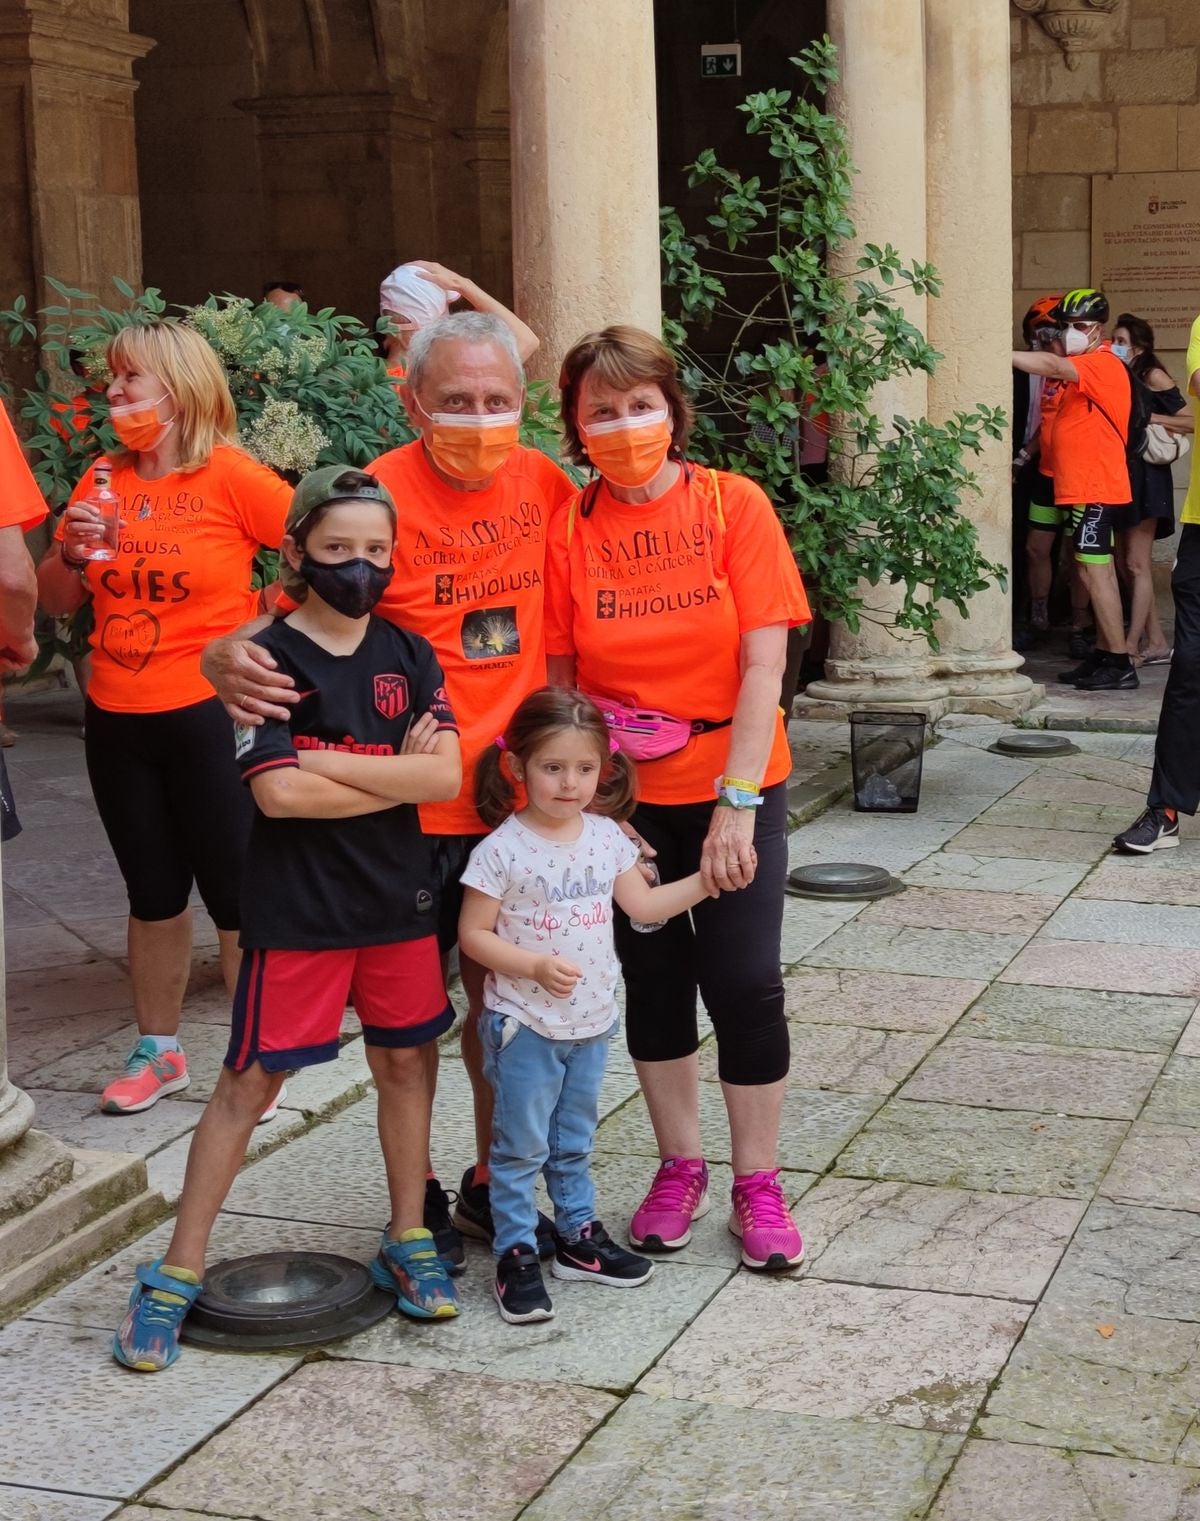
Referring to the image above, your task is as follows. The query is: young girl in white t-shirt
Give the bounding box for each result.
[459,687,716,1324]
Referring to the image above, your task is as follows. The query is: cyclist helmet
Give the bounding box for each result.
[1023,294,1063,342]
[1053,288,1109,325]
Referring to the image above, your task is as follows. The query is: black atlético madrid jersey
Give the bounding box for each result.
[234,615,457,950]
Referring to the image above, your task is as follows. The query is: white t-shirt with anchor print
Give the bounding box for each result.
[461,812,639,1040]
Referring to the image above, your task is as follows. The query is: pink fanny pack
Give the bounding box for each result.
[586,693,731,762]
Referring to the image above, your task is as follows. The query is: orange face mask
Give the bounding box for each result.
[422,408,521,483]
[581,409,672,487]
[109,395,175,452]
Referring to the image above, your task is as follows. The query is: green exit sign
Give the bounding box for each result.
[701,42,741,78]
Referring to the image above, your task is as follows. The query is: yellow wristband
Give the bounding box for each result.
[721,776,761,795]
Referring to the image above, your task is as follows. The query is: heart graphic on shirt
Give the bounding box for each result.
[99,610,161,674]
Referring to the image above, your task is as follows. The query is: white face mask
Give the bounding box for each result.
[1063,325,1092,356]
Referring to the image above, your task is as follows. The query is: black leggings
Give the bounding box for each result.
[1150,523,1200,815]
[85,696,253,928]
[615,783,789,1085]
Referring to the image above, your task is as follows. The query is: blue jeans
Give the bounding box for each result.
[480,1009,612,1255]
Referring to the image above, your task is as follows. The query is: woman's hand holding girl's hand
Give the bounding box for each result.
[401,712,442,755]
[534,955,582,998]
[701,804,759,893]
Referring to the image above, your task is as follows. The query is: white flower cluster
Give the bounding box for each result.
[257,335,330,386]
[183,300,257,364]
[241,398,329,474]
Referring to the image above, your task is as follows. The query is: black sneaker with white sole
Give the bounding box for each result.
[494,1245,554,1323]
[1113,807,1180,854]
[423,1176,465,1276]
[1058,650,1104,685]
[453,1166,556,1259]
[1075,659,1138,692]
[551,1221,655,1287]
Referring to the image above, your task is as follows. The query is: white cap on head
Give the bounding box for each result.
[379,263,460,328]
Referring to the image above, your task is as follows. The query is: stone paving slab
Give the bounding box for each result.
[23,1088,201,1158]
[980,1304,1200,1462]
[901,851,1090,897]
[838,1099,1128,1197]
[638,1274,1030,1432]
[145,1110,309,1206]
[801,1178,1084,1301]
[26,1213,384,1332]
[1008,772,1148,806]
[1046,1201,1200,1323]
[145,1361,616,1521]
[1044,898,1200,950]
[0,1491,117,1521]
[897,1037,1163,1119]
[948,823,1115,861]
[802,924,1029,981]
[928,1439,1200,1521]
[1142,1056,1200,1125]
[975,799,1136,835]
[1180,1008,1200,1056]
[330,1257,727,1392]
[962,982,1195,1052]
[7,1010,133,1082]
[780,896,865,963]
[6,961,132,1023]
[1041,746,1156,782]
[788,815,965,875]
[783,966,986,1033]
[3,852,129,921]
[1001,937,1200,997]
[701,1022,937,1093]
[0,1319,297,1499]
[3,922,96,974]
[521,1393,964,1521]
[857,885,1058,934]
[593,1083,880,1174]
[1101,1123,1200,1212]
[1079,853,1200,908]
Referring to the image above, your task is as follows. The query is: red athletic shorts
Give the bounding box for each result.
[225,937,452,1073]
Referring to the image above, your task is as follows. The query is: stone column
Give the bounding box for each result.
[924,0,1035,712]
[802,0,951,711]
[0,853,33,1153]
[508,0,661,381]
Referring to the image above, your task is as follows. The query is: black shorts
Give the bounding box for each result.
[1070,502,1127,565]
[431,832,486,954]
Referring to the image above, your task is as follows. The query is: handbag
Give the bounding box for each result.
[1140,421,1191,467]
[584,694,731,762]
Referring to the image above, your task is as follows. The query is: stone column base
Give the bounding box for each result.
[797,670,1044,723]
[0,1132,163,1323]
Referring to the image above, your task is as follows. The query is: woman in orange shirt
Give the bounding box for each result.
[545,326,811,1274]
[37,321,291,1117]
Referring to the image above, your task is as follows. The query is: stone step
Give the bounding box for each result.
[0,1138,165,1323]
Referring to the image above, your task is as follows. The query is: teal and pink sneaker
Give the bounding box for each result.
[101,1038,190,1114]
[112,1259,203,1371]
[629,1157,710,1251]
[729,1169,805,1272]
[370,1228,460,1319]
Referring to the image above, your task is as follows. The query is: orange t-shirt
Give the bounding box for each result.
[1052,348,1132,506]
[61,445,290,714]
[387,362,406,396]
[368,440,575,834]
[1037,377,1063,480]
[0,408,49,532]
[544,466,811,806]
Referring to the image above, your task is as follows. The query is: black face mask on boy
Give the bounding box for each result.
[298,555,395,619]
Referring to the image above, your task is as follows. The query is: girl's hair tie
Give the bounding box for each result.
[494,735,508,751]
[609,735,620,754]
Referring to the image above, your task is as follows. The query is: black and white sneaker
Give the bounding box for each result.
[1057,650,1104,685]
[423,1176,465,1276]
[494,1245,554,1323]
[453,1167,556,1259]
[1076,659,1138,692]
[552,1221,655,1287]
[1113,807,1180,855]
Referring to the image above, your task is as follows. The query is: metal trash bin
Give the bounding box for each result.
[850,710,926,813]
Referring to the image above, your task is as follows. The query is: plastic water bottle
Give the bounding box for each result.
[80,458,120,561]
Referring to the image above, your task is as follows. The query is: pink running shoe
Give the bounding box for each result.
[629,1157,710,1250]
[729,1169,805,1271]
[101,1038,190,1115]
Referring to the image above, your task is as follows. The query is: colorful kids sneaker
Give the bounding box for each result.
[453,1165,556,1260]
[629,1157,710,1251]
[552,1221,654,1287]
[729,1169,805,1272]
[112,1259,202,1371]
[494,1244,554,1324]
[370,1228,460,1319]
[424,1176,465,1276]
[101,1039,190,1114]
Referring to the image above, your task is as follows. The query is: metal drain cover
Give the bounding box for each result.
[987,732,1079,758]
[786,862,904,901]
[181,1251,394,1350]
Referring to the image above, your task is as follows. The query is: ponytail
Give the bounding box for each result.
[590,747,637,822]
[474,743,517,830]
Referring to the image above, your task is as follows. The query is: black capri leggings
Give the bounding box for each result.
[615,782,789,1085]
[85,696,253,929]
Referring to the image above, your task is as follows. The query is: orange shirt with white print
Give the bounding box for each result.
[544,465,811,806]
[60,445,290,713]
[367,439,575,834]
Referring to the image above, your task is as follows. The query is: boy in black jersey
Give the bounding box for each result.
[114,467,464,1370]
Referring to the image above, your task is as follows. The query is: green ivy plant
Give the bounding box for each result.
[660,37,1006,646]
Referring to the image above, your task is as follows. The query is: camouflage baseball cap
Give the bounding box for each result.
[279,465,396,602]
